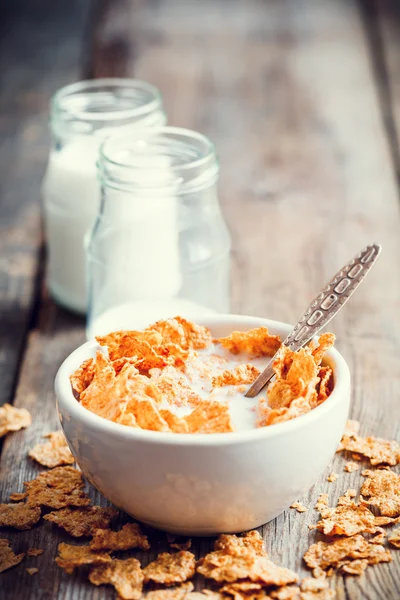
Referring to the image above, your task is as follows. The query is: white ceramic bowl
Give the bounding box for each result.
[55,315,350,535]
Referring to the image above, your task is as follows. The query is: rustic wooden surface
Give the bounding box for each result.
[1,1,400,599]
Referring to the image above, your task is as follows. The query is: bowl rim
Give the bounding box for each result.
[55,314,351,446]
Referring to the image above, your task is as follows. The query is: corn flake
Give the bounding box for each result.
[290,502,307,513]
[44,506,118,537]
[26,567,39,575]
[185,402,233,433]
[0,539,24,573]
[144,551,196,585]
[27,548,44,557]
[89,557,143,600]
[216,327,281,357]
[148,317,212,350]
[29,430,74,468]
[314,494,329,511]
[388,528,400,549]
[212,364,260,388]
[344,462,360,473]
[145,582,194,600]
[337,433,400,466]
[215,531,267,557]
[197,533,297,585]
[23,466,91,509]
[316,503,377,536]
[0,403,31,437]
[150,366,202,407]
[360,469,400,516]
[170,539,192,551]
[56,542,111,575]
[0,503,41,530]
[70,358,95,396]
[90,522,150,551]
[326,474,337,483]
[316,367,334,404]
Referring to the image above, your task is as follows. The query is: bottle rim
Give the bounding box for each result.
[98,126,219,194]
[51,78,163,123]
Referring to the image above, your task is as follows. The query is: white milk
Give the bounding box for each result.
[153,346,268,432]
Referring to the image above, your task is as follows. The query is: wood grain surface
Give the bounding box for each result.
[1,1,400,599]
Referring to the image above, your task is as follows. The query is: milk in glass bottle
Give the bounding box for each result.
[42,79,166,313]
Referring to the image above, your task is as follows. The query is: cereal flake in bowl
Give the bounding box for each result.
[56,315,350,535]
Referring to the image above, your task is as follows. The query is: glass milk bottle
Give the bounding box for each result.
[42,79,166,314]
[86,127,231,337]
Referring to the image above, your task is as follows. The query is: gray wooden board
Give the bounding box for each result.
[1,1,400,599]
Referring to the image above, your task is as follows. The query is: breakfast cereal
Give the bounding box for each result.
[0,404,31,437]
[71,318,336,434]
[43,506,118,537]
[56,542,111,574]
[344,462,360,473]
[360,469,400,516]
[29,430,74,468]
[27,548,44,557]
[0,539,24,573]
[316,503,377,536]
[337,431,400,466]
[0,503,41,530]
[290,502,307,513]
[388,528,400,549]
[19,466,91,509]
[90,522,150,551]
[89,557,144,600]
[26,567,38,575]
[145,582,194,600]
[326,473,337,483]
[143,551,196,585]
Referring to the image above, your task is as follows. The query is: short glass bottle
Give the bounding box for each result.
[42,78,166,314]
[86,127,231,337]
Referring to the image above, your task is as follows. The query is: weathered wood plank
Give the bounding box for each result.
[1,0,400,599]
[0,0,92,410]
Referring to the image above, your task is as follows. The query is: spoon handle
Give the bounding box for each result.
[245,243,382,398]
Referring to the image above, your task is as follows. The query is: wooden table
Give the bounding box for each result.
[1,1,400,598]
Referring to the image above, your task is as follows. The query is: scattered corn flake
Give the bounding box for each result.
[185,402,233,433]
[314,494,329,511]
[186,593,225,600]
[0,503,41,530]
[144,551,195,585]
[23,466,91,509]
[215,531,267,557]
[304,534,391,576]
[70,358,95,396]
[44,506,118,537]
[26,567,38,576]
[270,586,301,600]
[316,503,377,536]
[29,430,74,468]
[0,403,31,437]
[220,581,265,599]
[300,578,329,593]
[337,432,400,466]
[145,582,194,600]
[388,528,400,549]
[27,548,44,557]
[89,557,143,600]
[212,364,260,388]
[360,469,400,516]
[344,462,360,473]
[339,558,368,576]
[337,489,357,506]
[0,538,24,573]
[369,528,386,545]
[170,539,192,551]
[216,327,281,357]
[326,473,337,483]
[197,534,297,585]
[9,492,27,502]
[290,502,307,513]
[91,522,150,551]
[56,542,111,575]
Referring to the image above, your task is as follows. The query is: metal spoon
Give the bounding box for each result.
[245,243,382,398]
